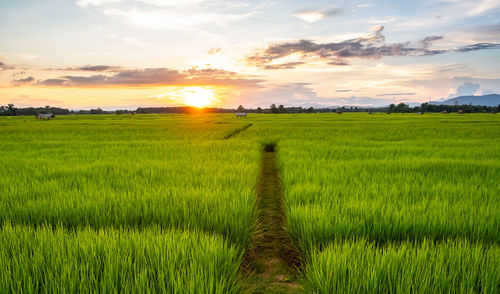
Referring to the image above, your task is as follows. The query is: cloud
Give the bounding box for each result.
[336,89,352,92]
[376,93,416,96]
[419,36,444,48]
[240,83,396,108]
[0,61,15,70]
[453,24,500,44]
[451,82,480,97]
[293,8,341,23]
[62,65,123,71]
[77,0,260,30]
[357,3,372,8]
[56,68,183,86]
[12,76,35,85]
[454,43,500,52]
[182,67,264,88]
[466,0,500,16]
[208,48,222,55]
[247,26,500,69]
[38,79,67,86]
[263,62,306,70]
[76,0,123,7]
[33,67,262,88]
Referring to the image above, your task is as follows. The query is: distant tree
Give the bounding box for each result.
[7,104,16,116]
[237,105,245,112]
[307,107,314,113]
[394,102,410,113]
[278,104,285,113]
[270,103,278,113]
[90,108,104,115]
[388,103,396,113]
[256,107,262,113]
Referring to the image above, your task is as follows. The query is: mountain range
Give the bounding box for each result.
[429,94,500,106]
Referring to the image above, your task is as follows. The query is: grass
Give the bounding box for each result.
[240,113,500,293]
[303,239,499,293]
[0,114,259,245]
[0,223,242,293]
[0,114,259,293]
[0,112,499,293]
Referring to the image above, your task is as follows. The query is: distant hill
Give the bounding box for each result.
[430,94,500,106]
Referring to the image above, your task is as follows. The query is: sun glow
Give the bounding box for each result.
[181,87,216,107]
[151,86,219,107]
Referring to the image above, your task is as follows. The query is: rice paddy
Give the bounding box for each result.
[1,113,499,293]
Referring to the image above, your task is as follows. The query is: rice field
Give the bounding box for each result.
[243,113,500,293]
[0,114,259,293]
[1,113,499,293]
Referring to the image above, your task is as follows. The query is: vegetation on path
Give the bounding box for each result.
[241,143,302,293]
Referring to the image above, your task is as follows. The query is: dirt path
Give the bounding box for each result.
[240,144,302,293]
[224,123,253,139]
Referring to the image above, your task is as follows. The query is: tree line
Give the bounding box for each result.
[237,103,500,114]
[1,103,498,116]
[0,105,113,116]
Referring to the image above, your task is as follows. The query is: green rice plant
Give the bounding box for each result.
[1,113,499,292]
[0,223,242,293]
[0,114,260,246]
[266,113,500,248]
[302,239,500,294]
[242,113,500,292]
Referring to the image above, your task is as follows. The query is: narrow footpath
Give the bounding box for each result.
[240,144,301,293]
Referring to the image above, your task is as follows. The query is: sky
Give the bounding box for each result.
[0,0,499,109]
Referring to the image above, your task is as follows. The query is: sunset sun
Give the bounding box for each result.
[182,87,216,107]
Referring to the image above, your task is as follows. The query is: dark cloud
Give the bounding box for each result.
[336,89,352,92]
[12,76,35,85]
[455,43,500,52]
[328,61,348,65]
[376,93,416,96]
[34,67,262,88]
[420,36,443,48]
[65,65,122,72]
[55,68,184,86]
[247,26,500,69]
[44,65,123,72]
[38,79,67,86]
